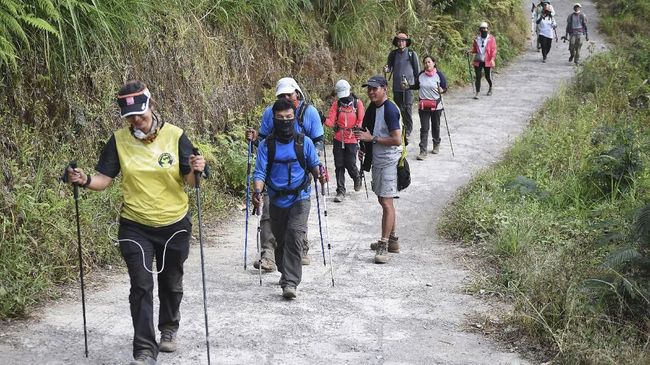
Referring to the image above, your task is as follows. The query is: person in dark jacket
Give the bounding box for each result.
[384,32,420,140]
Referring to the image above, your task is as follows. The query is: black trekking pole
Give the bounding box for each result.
[467,53,476,94]
[317,177,335,286]
[243,140,252,270]
[322,145,330,196]
[253,205,262,286]
[65,161,89,358]
[192,148,211,365]
[357,142,368,199]
[437,84,455,157]
[313,179,327,266]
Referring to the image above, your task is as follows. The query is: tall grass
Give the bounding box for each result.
[438,0,650,362]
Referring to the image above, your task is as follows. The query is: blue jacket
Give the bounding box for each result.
[253,135,320,208]
[259,100,324,142]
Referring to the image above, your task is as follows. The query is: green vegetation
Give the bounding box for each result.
[0,0,525,319]
[439,0,650,363]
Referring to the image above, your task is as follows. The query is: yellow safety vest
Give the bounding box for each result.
[114,123,188,227]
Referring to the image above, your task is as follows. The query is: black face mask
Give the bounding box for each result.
[273,118,295,143]
[481,31,488,38]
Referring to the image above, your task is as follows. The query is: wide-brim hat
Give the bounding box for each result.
[362,75,388,88]
[392,35,412,47]
[117,88,151,118]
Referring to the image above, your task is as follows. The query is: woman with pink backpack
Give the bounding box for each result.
[324,80,366,202]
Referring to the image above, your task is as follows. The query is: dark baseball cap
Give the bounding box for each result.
[362,75,388,88]
[117,88,151,118]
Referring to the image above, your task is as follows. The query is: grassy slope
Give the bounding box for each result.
[439,0,650,363]
[0,0,525,319]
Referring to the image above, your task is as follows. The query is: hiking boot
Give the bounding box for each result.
[388,236,400,253]
[416,151,427,160]
[374,241,389,264]
[159,329,177,353]
[354,177,362,192]
[253,257,276,272]
[282,286,297,299]
[130,353,156,365]
[568,55,574,62]
[473,92,479,100]
[432,144,440,154]
[333,192,345,202]
[487,87,492,96]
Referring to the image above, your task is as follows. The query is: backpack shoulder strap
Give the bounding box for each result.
[265,134,276,180]
[294,133,306,171]
[297,101,308,129]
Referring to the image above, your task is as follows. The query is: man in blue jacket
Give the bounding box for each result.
[246,77,325,271]
[252,98,324,299]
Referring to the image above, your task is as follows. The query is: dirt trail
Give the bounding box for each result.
[0,1,606,364]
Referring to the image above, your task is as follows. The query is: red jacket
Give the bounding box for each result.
[324,98,365,143]
[471,34,497,68]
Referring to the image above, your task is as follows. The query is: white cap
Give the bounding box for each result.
[334,79,351,98]
[573,3,581,7]
[275,77,303,97]
[479,21,488,29]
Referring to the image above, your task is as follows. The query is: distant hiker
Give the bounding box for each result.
[252,98,325,299]
[66,81,206,365]
[470,22,497,99]
[536,4,558,62]
[565,3,588,65]
[384,32,420,140]
[532,1,555,51]
[403,55,448,159]
[323,79,365,202]
[354,75,402,264]
[245,77,325,269]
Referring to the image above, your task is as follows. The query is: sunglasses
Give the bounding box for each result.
[277,93,294,99]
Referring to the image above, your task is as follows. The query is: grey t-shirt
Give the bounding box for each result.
[372,101,403,168]
[391,49,416,91]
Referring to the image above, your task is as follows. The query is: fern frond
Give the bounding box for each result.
[35,0,59,20]
[0,10,28,45]
[633,204,650,245]
[21,15,60,38]
[0,0,21,16]
[603,246,641,268]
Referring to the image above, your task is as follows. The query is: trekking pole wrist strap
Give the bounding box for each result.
[81,175,91,189]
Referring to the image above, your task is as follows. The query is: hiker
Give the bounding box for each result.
[403,55,448,159]
[536,4,558,62]
[323,79,365,202]
[245,77,324,270]
[353,75,402,264]
[531,1,555,51]
[565,3,588,65]
[470,22,497,99]
[252,98,324,299]
[65,81,206,365]
[383,32,419,140]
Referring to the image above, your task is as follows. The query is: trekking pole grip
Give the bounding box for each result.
[192,148,201,189]
[69,161,79,199]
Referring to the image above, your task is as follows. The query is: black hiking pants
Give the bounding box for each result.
[332,139,360,195]
[539,35,552,60]
[393,90,414,136]
[474,62,492,92]
[118,215,191,360]
[418,109,442,152]
[270,199,311,288]
[259,192,276,260]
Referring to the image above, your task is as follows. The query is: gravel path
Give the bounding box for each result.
[0,1,606,364]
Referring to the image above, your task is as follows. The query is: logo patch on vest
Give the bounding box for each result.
[158,153,174,168]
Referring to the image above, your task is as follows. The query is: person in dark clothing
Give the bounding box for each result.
[252,98,325,299]
[65,81,206,365]
[384,32,420,140]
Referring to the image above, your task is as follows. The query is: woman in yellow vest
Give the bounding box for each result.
[66,81,205,365]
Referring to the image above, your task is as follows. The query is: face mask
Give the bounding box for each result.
[273,118,295,142]
[481,31,488,38]
[130,113,160,143]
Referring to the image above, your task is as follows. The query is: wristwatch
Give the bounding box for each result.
[372,135,379,144]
